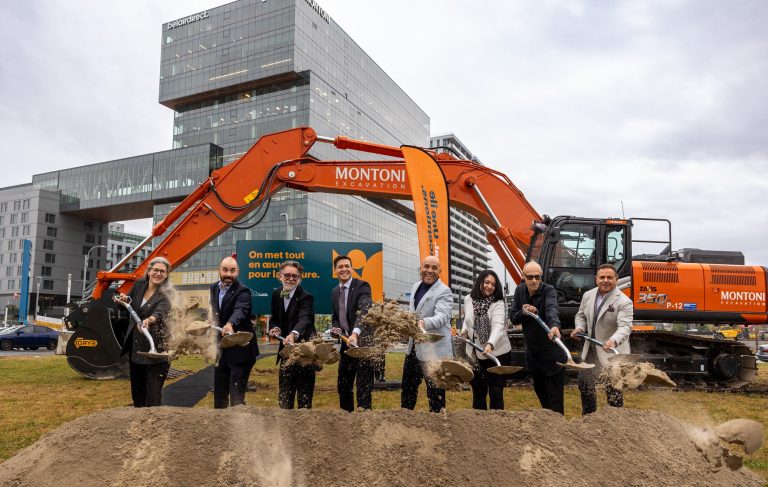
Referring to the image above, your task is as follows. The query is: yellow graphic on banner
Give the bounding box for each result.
[74,337,98,348]
[332,248,384,301]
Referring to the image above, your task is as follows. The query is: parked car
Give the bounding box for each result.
[0,325,59,351]
[757,344,768,363]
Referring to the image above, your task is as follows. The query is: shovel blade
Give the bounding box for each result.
[607,353,643,365]
[344,346,373,359]
[558,359,595,370]
[487,365,523,375]
[220,332,253,348]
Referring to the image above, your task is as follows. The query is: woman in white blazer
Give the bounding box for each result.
[460,270,512,409]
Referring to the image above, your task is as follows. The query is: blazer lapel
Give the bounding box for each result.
[595,288,619,324]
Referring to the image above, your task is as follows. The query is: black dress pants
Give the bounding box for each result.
[130,360,170,407]
[337,345,374,411]
[400,351,445,413]
[470,350,512,410]
[530,367,566,415]
[214,358,256,409]
[578,347,624,415]
[279,362,316,409]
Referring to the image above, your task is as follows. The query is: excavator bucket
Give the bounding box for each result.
[64,291,130,379]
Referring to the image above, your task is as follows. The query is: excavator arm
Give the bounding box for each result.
[93,127,541,298]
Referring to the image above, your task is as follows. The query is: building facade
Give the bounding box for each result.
[430,134,491,311]
[106,223,155,273]
[159,0,429,300]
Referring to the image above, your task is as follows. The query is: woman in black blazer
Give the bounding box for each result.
[116,257,173,407]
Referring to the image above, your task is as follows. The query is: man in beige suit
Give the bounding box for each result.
[572,263,633,415]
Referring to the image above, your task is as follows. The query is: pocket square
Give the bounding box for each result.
[607,305,615,312]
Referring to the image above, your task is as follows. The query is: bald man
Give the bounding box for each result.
[509,261,566,414]
[401,255,453,413]
[210,256,259,408]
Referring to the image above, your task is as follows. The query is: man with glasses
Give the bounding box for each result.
[210,256,259,408]
[509,261,566,414]
[268,260,316,408]
[571,263,633,415]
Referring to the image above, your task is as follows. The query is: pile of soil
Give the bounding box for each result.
[283,339,339,369]
[361,300,421,342]
[1,407,761,487]
[603,361,677,389]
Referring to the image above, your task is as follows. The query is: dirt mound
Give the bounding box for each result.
[0,407,761,487]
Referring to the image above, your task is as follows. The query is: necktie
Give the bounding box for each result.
[339,285,349,333]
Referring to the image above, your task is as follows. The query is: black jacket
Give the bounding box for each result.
[269,285,315,362]
[510,282,564,375]
[210,279,259,364]
[331,278,373,347]
[121,278,172,364]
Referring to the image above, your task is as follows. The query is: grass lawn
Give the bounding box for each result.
[2,354,767,480]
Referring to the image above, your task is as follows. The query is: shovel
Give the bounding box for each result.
[522,309,594,370]
[186,320,253,348]
[333,331,375,359]
[113,296,171,360]
[271,334,298,359]
[575,333,643,364]
[457,336,522,375]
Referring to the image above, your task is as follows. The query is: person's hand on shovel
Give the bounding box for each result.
[522,304,538,315]
[548,326,561,341]
[221,323,235,335]
[483,343,494,355]
[603,338,617,352]
[269,327,281,339]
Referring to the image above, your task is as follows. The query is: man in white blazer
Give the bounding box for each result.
[401,255,453,413]
[572,263,633,415]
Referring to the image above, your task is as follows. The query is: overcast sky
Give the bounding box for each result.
[1,0,766,267]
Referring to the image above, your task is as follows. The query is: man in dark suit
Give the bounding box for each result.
[330,255,373,411]
[268,260,316,409]
[210,256,259,409]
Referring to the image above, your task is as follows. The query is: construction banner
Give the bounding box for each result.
[236,240,383,315]
[402,146,451,285]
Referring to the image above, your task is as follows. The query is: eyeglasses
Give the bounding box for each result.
[281,273,300,280]
[149,268,167,275]
[525,274,542,281]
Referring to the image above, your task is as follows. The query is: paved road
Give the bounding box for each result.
[0,349,56,358]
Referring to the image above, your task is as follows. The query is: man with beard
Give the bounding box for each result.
[400,255,453,413]
[210,256,259,408]
[571,264,633,415]
[509,261,565,414]
[269,260,316,408]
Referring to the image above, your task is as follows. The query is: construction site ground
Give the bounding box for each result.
[1,353,767,485]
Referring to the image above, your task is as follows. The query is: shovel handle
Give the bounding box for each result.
[331,330,358,348]
[522,309,572,362]
[457,336,501,367]
[113,296,159,353]
[575,333,619,354]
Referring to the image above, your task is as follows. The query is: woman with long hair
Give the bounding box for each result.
[116,256,173,407]
[460,270,512,410]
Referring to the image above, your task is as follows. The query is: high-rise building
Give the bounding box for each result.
[158,0,429,300]
[106,223,154,273]
[430,133,491,312]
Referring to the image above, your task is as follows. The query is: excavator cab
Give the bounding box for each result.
[528,215,632,326]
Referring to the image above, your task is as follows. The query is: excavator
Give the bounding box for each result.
[64,127,763,387]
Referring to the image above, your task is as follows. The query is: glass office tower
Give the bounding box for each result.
[160,0,430,300]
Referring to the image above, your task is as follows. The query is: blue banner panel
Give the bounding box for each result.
[236,240,383,315]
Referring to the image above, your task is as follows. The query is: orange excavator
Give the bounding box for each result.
[64,127,763,385]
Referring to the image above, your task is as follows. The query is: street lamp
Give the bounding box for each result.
[34,277,40,322]
[279,212,291,239]
[83,245,107,298]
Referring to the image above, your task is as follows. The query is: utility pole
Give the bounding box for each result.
[34,277,41,322]
[66,273,72,305]
[83,245,106,299]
